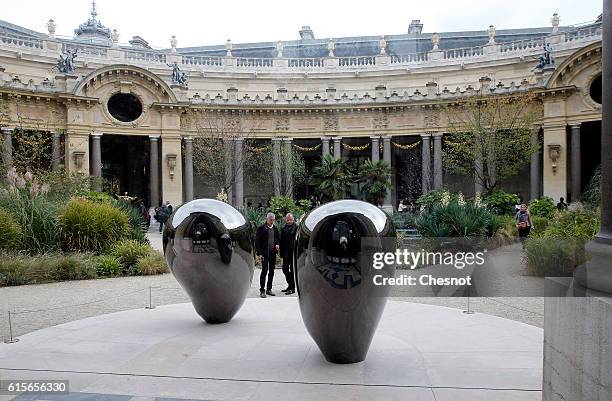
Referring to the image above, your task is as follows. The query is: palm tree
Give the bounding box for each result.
[312,155,354,202]
[358,159,392,206]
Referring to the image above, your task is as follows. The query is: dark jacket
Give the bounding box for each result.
[280,223,297,259]
[255,223,279,257]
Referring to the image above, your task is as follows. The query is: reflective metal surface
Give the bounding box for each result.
[163,199,255,323]
[295,200,396,363]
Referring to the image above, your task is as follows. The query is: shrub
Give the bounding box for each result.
[530,216,550,237]
[529,197,556,218]
[242,207,265,238]
[0,208,22,251]
[96,255,123,277]
[391,212,417,230]
[416,200,493,237]
[0,169,61,253]
[111,199,149,243]
[416,189,455,209]
[0,253,97,286]
[542,210,599,241]
[0,256,29,286]
[78,190,115,203]
[268,196,303,220]
[52,253,97,281]
[483,190,520,215]
[111,239,151,274]
[524,237,587,276]
[60,198,130,253]
[135,252,169,275]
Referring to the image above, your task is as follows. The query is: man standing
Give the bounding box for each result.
[255,212,279,298]
[280,213,297,295]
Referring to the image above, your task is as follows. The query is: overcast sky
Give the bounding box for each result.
[2,0,603,49]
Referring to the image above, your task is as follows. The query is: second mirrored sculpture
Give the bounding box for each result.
[295,200,396,363]
[163,199,255,323]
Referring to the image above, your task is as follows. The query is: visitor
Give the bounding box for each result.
[398,199,407,212]
[157,203,171,233]
[515,192,524,211]
[255,212,279,298]
[280,213,297,295]
[515,203,533,247]
[138,200,150,228]
[557,197,568,211]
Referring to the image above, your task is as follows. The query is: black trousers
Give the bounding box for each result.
[282,255,295,290]
[260,253,276,291]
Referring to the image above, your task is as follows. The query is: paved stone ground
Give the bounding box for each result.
[0,229,544,341]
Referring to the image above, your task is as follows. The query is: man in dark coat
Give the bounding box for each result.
[279,213,297,295]
[255,212,280,298]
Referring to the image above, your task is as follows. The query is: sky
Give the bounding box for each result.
[1,0,603,49]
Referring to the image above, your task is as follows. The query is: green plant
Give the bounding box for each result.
[0,256,29,286]
[0,253,97,286]
[582,165,601,207]
[52,253,97,281]
[0,168,61,253]
[542,210,600,241]
[528,197,556,218]
[358,159,392,206]
[312,154,354,201]
[111,239,151,274]
[391,212,416,230]
[96,254,123,277]
[60,198,131,253]
[483,190,520,215]
[0,208,22,251]
[416,189,455,209]
[111,199,148,243]
[530,216,550,237]
[241,207,265,238]
[415,200,493,237]
[135,252,169,275]
[78,190,115,203]
[268,196,303,219]
[524,237,587,277]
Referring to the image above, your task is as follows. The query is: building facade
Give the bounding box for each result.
[0,4,604,209]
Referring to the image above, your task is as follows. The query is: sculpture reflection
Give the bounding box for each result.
[295,200,396,363]
[163,199,254,323]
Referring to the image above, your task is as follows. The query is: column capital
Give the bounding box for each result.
[381,135,392,141]
[282,137,292,142]
[332,136,342,141]
[420,133,432,138]
[432,132,444,138]
[52,131,62,138]
[1,127,13,134]
[149,135,161,141]
[569,122,582,129]
[320,136,331,142]
[90,133,103,138]
[183,136,193,142]
[272,137,283,142]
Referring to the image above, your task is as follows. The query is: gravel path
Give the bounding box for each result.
[0,231,544,341]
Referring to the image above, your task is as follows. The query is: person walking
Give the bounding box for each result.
[157,203,170,233]
[279,213,297,295]
[515,203,533,247]
[557,197,568,211]
[255,212,280,298]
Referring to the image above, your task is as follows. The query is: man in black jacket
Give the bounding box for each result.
[279,213,297,295]
[255,212,280,298]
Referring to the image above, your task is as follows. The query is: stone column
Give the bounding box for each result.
[90,133,102,191]
[570,123,582,202]
[332,137,342,160]
[51,132,61,171]
[370,136,380,162]
[421,134,432,194]
[382,135,392,209]
[234,138,244,208]
[183,137,194,202]
[273,138,282,196]
[149,135,160,208]
[530,130,541,200]
[433,133,443,189]
[321,137,330,157]
[1,127,13,169]
[284,138,293,198]
[224,138,234,204]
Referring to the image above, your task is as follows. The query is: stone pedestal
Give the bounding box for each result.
[543,280,612,401]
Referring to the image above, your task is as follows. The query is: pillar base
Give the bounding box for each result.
[573,240,612,295]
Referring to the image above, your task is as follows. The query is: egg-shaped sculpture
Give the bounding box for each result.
[294,200,396,363]
[163,199,255,324]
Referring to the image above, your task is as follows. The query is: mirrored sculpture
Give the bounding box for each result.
[163,199,255,323]
[295,200,396,363]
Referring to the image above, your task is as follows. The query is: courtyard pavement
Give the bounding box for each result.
[0,298,543,401]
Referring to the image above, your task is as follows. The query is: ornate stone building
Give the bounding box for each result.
[0,3,603,209]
